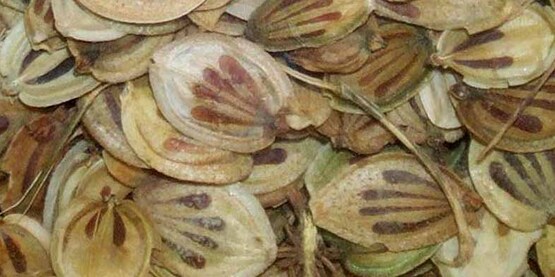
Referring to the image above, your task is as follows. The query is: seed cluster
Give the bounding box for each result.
[0,0,554,276]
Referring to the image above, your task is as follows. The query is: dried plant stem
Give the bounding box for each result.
[477,59,555,162]
[283,67,474,266]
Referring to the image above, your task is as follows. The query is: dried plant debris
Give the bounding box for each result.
[2,0,555,276]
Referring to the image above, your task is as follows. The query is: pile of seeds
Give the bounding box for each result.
[0,0,554,276]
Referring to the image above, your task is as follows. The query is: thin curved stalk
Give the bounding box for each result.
[283,67,475,266]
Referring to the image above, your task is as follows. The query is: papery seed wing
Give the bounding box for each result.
[434,4,555,89]
[286,81,332,130]
[375,0,529,34]
[73,159,132,201]
[316,110,395,154]
[304,143,354,196]
[246,0,373,51]
[310,152,480,251]
[188,5,226,31]
[68,34,174,83]
[468,141,555,231]
[24,0,65,52]
[51,0,126,42]
[81,85,148,168]
[150,33,293,153]
[345,244,439,277]
[0,107,75,220]
[121,77,253,184]
[75,0,206,23]
[330,22,432,112]
[452,83,555,153]
[286,26,371,73]
[0,20,100,106]
[0,215,52,276]
[226,0,265,21]
[134,182,277,277]
[43,140,98,231]
[195,0,231,11]
[536,224,555,277]
[237,137,323,206]
[102,151,157,189]
[433,210,542,277]
[417,70,461,129]
[51,199,156,277]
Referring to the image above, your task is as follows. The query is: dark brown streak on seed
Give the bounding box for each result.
[252,147,287,165]
[186,217,225,231]
[382,170,439,190]
[488,161,536,207]
[2,232,27,273]
[523,153,545,182]
[85,212,101,239]
[377,0,421,18]
[502,153,543,197]
[296,12,342,26]
[452,29,505,53]
[359,205,449,216]
[26,58,75,85]
[454,56,513,69]
[481,102,543,133]
[181,231,218,249]
[375,53,419,98]
[174,193,211,210]
[0,116,9,135]
[21,147,45,196]
[162,238,206,269]
[44,7,54,24]
[271,0,334,24]
[191,106,253,126]
[359,189,445,201]
[299,29,326,39]
[19,51,42,75]
[371,212,450,234]
[493,92,555,111]
[103,89,123,129]
[112,210,126,247]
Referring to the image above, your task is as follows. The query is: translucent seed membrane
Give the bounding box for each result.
[150,33,293,153]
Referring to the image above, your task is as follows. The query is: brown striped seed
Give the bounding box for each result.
[451,81,555,153]
[246,0,373,51]
[150,33,293,153]
[310,151,481,251]
[434,4,555,89]
[121,76,253,184]
[375,0,529,34]
[51,196,156,277]
[468,140,555,231]
[134,181,277,276]
[330,21,433,112]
